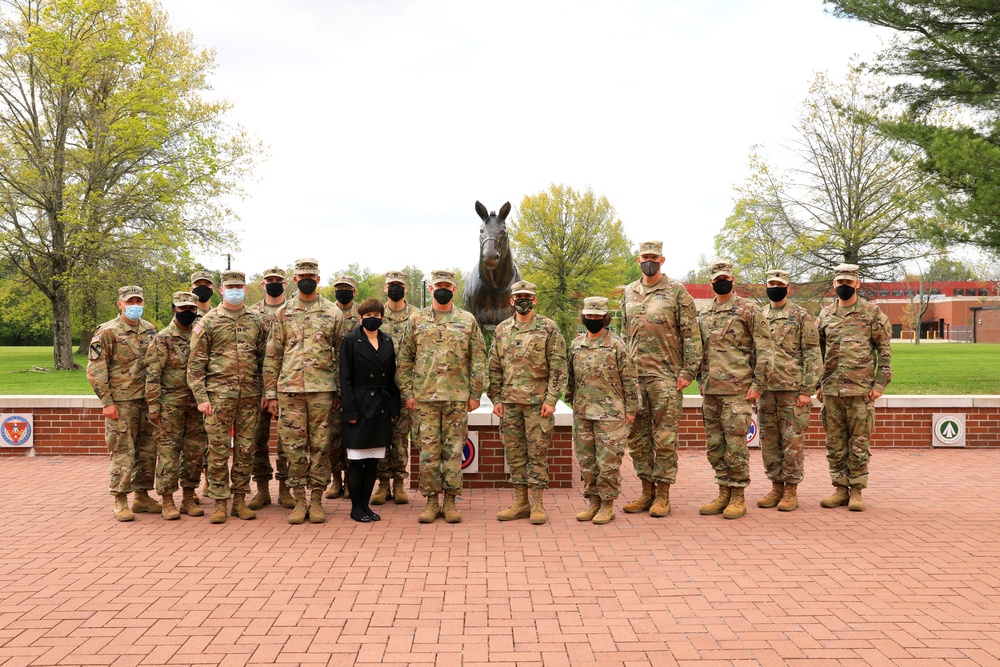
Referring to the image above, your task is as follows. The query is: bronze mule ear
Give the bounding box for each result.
[499,201,511,221]
[475,201,489,221]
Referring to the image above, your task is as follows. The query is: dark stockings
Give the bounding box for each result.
[347,458,380,522]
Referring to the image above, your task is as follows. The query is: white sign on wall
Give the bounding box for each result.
[746,410,760,449]
[1,414,33,448]
[931,414,966,447]
[461,431,479,474]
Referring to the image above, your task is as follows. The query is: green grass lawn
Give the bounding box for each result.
[2,343,999,396]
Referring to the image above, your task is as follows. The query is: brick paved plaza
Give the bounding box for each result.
[1,449,998,666]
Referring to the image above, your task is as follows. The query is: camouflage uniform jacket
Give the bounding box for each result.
[621,275,702,381]
[383,301,417,350]
[336,301,360,335]
[487,313,568,407]
[566,329,639,421]
[763,300,822,395]
[87,315,157,406]
[248,298,285,332]
[397,306,487,402]
[144,320,197,413]
[817,299,892,396]
[697,295,773,395]
[187,304,268,403]
[263,295,346,398]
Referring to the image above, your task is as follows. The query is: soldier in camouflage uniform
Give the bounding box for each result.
[189,269,216,501]
[247,266,291,511]
[187,270,268,524]
[326,274,361,499]
[371,270,418,506]
[757,269,822,512]
[621,240,702,518]
[264,258,346,525]
[488,281,568,525]
[145,292,205,520]
[397,269,487,524]
[817,263,892,512]
[696,260,773,520]
[566,297,639,526]
[87,285,161,521]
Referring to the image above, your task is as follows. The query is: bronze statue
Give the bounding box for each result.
[463,200,521,331]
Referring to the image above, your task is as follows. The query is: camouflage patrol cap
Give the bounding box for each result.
[638,240,663,256]
[430,269,457,286]
[765,269,790,286]
[510,280,536,296]
[172,291,199,307]
[581,296,609,315]
[190,270,214,286]
[117,285,143,301]
[834,263,860,281]
[333,274,357,289]
[708,258,735,280]
[294,258,319,274]
[385,270,407,284]
[220,270,246,286]
[262,266,286,280]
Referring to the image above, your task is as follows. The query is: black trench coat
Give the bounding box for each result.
[340,327,401,450]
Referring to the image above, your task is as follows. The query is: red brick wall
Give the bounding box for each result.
[973,308,1000,343]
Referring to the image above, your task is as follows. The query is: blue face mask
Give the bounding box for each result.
[123,305,143,321]
[223,288,245,306]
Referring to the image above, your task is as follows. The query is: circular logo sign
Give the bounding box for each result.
[934,416,963,445]
[1,416,31,446]
[461,437,476,470]
[746,417,757,443]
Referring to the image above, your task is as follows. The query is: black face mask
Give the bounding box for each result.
[640,260,660,277]
[335,289,354,304]
[765,286,788,303]
[433,288,453,305]
[712,279,733,295]
[265,282,285,297]
[362,317,383,331]
[836,284,856,301]
[175,310,197,326]
[192,285,214,303]
[297,278,317,295]
[583,319,605,334]
[386,284,405,302]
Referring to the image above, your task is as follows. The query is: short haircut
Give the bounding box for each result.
[357,298,384,317]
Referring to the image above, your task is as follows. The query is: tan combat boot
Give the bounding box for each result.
[592,499,615,525]
[848,486,865,512]
[247,480,271,510]
[309,489,326,523]
[209,499,228,524]
[649,482,671,518]
[161,494,180,521]
[418,494,440,523]
[343,479,351,499]
[576,496,601,522]
[288,488,308,524]
[777,483,798,511]
[198,475,208,505]
[757,481,784,508]
[131,489,162,513]
[179,488,204,517]
[442,490,462,523]
[371,478,391,506]
[230,494,256,520]
[113,494,134,522]
[393,480,410,505]
[820,485,850,508]
[325,473,343,499]
[529,488,547,525]
[699,486,732,515]
[497,486,531,521]
[723,487,746,519]
[278,480,294,509]
[623,479,654,513]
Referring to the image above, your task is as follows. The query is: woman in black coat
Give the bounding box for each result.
[340,298,402,522]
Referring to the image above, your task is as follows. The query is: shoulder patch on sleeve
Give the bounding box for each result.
[192,324,202,335]
[88,342,102,360]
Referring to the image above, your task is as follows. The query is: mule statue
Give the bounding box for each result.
[463,200,521,331]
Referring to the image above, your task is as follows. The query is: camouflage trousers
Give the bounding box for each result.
[574,416,627,500]
[414,401,467,497]
[105,399,156,495]
[204,394,261,500]
[758,391,809,484]
[821,394,874,489]
[280,392,334,490]
[377,404,411,480]
[154,403,207,495]
[500,403,554,489]
[627,377,683,484]
[702,394,751,488]
[252,409,287,482]
[326,407,344,482]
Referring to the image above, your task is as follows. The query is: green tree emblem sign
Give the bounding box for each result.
[934,416,963,445]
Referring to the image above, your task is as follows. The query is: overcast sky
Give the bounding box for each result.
[163,0,889,282]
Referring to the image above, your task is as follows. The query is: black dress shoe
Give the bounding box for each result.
[366,509,381,521]
[350,510,373,523]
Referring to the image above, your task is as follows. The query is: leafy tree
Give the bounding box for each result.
[924,257,977,283]
[827,1,1000,252]
[0,0,258,369]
